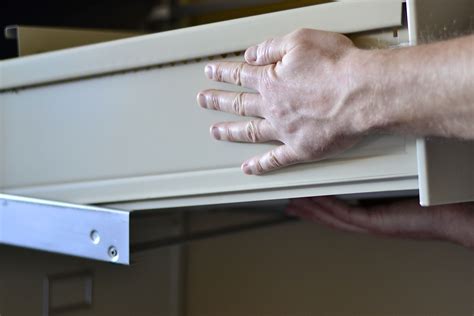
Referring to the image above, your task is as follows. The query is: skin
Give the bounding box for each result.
[286,196,474,250]
[197,29,474,249]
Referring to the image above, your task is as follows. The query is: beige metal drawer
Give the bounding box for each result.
[0,0,473,211]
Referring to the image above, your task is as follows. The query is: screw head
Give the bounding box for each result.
[108,246,119,262]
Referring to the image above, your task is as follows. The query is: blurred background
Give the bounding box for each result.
[0,0,331,59]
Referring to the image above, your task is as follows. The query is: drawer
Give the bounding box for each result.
[0,0,473,210]
[0,244,182,316]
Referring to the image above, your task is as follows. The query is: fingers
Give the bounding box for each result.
[286,198,368,234]
[310,196,380,232]
[205,62,262,90]
[312,196,439,239]
[211,119,276,143]
[287,196,464,245]
[241,145,298,175]
[197,90,263,117]
[245,37,289,65]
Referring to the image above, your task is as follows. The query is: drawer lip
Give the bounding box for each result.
[0,0,403,91]
[103,175,419,211]
[5,171,419,210]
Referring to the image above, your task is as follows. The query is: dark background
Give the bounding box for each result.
[0,0,328,60]
[1,0,163,59]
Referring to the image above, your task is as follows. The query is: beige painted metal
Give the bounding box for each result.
[0,0,418,210]
[0,0,404,91]
[0,0,472,210]
[0,59,419,208]
[4,25,140,57]
[0,101,4,191]
[0,243,183,316]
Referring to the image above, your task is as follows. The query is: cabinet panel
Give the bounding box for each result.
[0,0,404,90]
[0,57,418,206]
[0,244,182,316]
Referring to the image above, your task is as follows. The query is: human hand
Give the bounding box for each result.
[197,29,373,175]
[286,196,474,250]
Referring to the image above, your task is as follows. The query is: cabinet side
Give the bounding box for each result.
[409,0,474,205]
[0,93,4,191]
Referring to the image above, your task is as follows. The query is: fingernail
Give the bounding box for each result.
[197,93,207,107]
[205,65,213,79]
[245,46,257,63]
[242,162,252,175]
[210,125,221,140]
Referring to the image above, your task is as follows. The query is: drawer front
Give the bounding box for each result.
[0,245,182,316]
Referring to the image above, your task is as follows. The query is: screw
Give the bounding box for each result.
[108,246,119,261]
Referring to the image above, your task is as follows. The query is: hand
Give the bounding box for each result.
[198,29,373,175]
[286,196,474,250]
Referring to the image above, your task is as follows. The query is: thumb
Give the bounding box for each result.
[245,37,288,65]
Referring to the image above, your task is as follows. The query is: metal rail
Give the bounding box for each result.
[0,194,294,265]
[0,194,130,264]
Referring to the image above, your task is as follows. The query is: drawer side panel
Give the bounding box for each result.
[0,0,404,90]
[1,61,417,204]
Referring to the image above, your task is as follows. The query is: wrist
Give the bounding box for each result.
[343,47,402,136]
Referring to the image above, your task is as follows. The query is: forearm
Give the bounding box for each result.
[353,35,474,139]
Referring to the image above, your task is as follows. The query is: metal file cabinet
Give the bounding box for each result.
[0,0,473,314]
[0,202,290,316]
[0,244,183,316]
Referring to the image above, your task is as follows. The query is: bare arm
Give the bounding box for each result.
[355,35,474,139]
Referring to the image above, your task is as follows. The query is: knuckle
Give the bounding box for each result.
[290,141,314,160]
[209,92,220,110]
[287,123,298,134]
[214,64,223,81]
[245,120,259,143]
[260,66,276,91]
[231,64,244,85]
[311,142,330,159]
[289,28,313,47]
[268,151,282,169]
[255,159,265,174]
[257,38,273,61]
[292,28,311,40]
[232,93,246,116]
[334,33,353,47]
[283,119,299,134]
[269,105,287,119]
[224,125,234,141]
